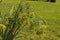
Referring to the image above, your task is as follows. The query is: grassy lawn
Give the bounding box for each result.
[0,0,60,40]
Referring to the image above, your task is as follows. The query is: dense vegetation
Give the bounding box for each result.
[0,0,60,40]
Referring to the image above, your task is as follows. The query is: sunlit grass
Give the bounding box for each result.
[0,0,60,40]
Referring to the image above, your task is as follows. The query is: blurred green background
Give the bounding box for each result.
[0,0,60,40]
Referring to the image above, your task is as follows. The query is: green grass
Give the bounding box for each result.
[0,0,60,40]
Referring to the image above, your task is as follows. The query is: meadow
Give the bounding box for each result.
[0,0,60,40]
